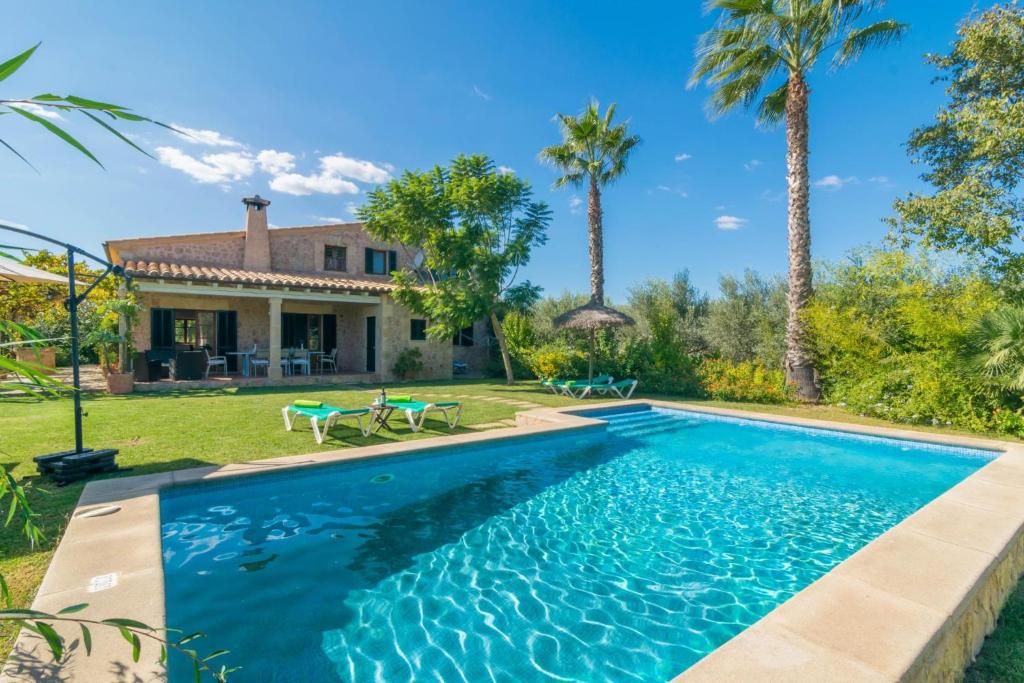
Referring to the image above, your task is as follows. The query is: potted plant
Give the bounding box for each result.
[392,347,424,381]
[88,294,141,394]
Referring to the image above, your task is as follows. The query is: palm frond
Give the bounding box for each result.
[835,19,908,65]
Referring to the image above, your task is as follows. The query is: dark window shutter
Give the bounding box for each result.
[388,250,397,274]
[365,248,373,273]
[151,308,175,349]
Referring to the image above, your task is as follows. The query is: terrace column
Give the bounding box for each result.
[268,296,283,380]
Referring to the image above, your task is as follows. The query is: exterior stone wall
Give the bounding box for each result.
[268,224,407,278]
[378,299,452,382]
[906,527,1024,682]
[114,234,246,269]
[452,319,492,375]
[110,223,409,278]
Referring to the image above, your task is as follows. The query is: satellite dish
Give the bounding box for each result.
[412,251,425,268]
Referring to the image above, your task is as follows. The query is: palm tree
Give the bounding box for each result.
[690,0,906,401]
[965,306,1024,391]
[539,100,641,305]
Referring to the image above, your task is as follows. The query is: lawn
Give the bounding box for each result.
[0,379,1020,679]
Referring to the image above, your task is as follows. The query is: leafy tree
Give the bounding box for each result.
[539,100,641,305]
[690,0,906,400]
[628,271,709,356]
[703,270,787,368]
[890,4,1024,285]
[358,154,551,384]
[0,251,121,365]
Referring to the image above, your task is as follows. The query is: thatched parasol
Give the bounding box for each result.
[552,299,635,381]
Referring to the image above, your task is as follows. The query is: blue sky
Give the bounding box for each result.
[0,1,989,301]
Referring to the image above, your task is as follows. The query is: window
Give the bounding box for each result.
[453,325,474,347]
[324,245,347,272]
[365,248,397,275]
[410,319,427,341]
[171,310,215,349]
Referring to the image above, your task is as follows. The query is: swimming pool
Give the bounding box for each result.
[160,406,996,682]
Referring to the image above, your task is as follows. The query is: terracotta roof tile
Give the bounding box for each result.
[122,260,396,293]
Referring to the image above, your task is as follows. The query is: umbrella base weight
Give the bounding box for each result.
[33,448,121,486]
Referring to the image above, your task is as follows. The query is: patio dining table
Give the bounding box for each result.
[226,350,254,376]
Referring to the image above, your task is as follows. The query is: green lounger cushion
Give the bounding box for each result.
[293,399,322,408]
[387,394,413,403]
[288,404,368,418]
[385,400,460,412]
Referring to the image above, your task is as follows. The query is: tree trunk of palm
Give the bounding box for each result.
[490,311,515,385]
[784,72,820,402]
[587,175,605,305]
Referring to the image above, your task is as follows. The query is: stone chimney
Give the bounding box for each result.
[242,195,271,271]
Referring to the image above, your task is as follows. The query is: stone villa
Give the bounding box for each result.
[103,196,488,385]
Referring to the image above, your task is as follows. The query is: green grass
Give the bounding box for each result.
[0,380,1021,678]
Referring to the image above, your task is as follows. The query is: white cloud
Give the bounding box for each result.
[761,189,785,202]
[814,174,859,190]
[568,196,583,215]
[714,215,747,230]
[11,102,62,120]
[169,124,244,148]
[472,85,492,101]
[256,149,295,175]
[674,153,692,162]
[656,185,688,198]
[498,165,515,175]
[314,216,345,224]
[155,147,256,184]
[267,153,389,196]
[270,172,359,196]
[744,159,762,171]
[319,153,392,183]
[345,201,360,217]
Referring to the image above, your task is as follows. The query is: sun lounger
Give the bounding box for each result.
[380,399,463,433]
[282,403,371,443]
[542,374,613,395]
[570,378,639,400]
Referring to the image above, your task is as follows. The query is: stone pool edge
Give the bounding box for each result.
[1,400,1021,682]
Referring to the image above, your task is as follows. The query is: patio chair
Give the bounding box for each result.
[320,348,338,374]
[282,402,372,444]
[250,345,270,376]
[571,378,639,400]
[204,348,227,379]
[381,398,463,433]
[291,348,311,376]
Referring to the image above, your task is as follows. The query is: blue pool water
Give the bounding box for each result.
[160,407,996,681]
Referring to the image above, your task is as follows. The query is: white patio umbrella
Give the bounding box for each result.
[0,256,67,284]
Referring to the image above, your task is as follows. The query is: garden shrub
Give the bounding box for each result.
[804,248,1024,434]
[699,358,791,403]
[526,343,587,380]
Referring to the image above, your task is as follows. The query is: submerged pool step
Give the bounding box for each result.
[610,414,701,438]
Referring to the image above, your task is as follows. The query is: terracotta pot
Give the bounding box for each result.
[106,372,135,395]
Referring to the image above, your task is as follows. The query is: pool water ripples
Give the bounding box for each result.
[161,407,993,682]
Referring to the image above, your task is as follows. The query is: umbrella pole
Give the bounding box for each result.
[66,248,84,454]
[588,329,594,383]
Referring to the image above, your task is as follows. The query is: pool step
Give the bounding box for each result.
[610,414,701,438]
